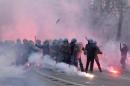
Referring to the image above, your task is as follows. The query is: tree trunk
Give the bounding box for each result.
[116,1,124,41]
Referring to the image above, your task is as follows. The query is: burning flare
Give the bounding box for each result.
[108,66,121,75]
[85,73,95,79]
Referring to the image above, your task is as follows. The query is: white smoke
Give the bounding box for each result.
[0,0,130,78]
[0,47,25,78]
[0,66,24,78]
[28,54,93,77]
[100,41,121,69]
[28,52,43,64]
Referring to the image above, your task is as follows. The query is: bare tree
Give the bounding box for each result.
[90,0,128,41]
[116,0,122,40]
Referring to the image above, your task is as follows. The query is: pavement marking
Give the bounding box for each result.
[35,69,88,86]
[35,68,130,86]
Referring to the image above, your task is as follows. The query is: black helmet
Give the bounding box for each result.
[71,38,77,43]
[63,38,68,43]
[88,39,93,44]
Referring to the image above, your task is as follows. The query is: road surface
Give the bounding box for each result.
[0,67,130,86]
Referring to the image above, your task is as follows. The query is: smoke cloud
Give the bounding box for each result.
[0,0,130,42]
[0,0,130,77]
[29,54,90,77]
[0,45,24,78]
[0,0,91,42]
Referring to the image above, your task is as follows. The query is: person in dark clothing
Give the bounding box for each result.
[70,38,77,55]
[61,39,71,64]
[28,40,41,53]
[93,41,103,72]
[15,39,24,66]
[50,40,58,58]
[35,39,42,47]
[42,40,50,55]
[55,39,65,63]
[120,43,128,69]
[70,38,77,66]
[84,39,97,73]
[35,40,50,56]
[16,39,30,65]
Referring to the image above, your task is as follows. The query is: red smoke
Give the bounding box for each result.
[0,0,125,71]
[0,0,92,42]
[2,18,37,41]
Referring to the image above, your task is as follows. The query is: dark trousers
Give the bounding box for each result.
[95,57,102,72]
[78,58,84,72]
[85,57,95,73]
[71,55,78,67]
[71,56,84,72]
[63,56,71,65]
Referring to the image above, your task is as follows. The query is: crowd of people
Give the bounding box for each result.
[0,38,128,73]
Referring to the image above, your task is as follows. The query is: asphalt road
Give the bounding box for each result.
[0,67,130,86]
[35,68,130,86]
